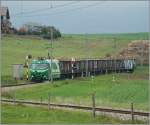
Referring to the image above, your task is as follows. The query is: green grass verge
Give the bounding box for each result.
[1,104,146,124]
[3,66,148,111]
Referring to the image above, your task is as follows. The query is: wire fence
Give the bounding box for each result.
[1,95,149,122]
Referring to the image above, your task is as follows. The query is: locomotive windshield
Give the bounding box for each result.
[30,63,49,70]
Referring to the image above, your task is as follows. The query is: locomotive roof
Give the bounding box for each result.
[58,58,136,61]
[31,59,49,64]
[31,59,58,63]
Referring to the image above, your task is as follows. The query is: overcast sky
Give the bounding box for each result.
[1,1,149,34]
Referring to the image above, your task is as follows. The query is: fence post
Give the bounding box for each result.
[48,94,50,110]
[131,103,134,124]
[92,93,96,118]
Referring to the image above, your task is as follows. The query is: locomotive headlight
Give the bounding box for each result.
[43,75,47,79]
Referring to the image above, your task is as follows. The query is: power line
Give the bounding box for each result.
[13,1,106,18]
[12,1,80,16]
[50,0,53,9]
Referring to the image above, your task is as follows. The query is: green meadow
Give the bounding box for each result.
[1,33,149,111]
[1,104,146,124]
[2,66,148,111]
[1,33,149,124]
[1,33,148,85]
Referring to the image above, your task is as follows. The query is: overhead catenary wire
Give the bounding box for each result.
[50,0,53,9]
[12,1,80,17]
[12,1,106,18]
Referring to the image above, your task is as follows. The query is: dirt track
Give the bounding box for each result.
[1,82,47,93]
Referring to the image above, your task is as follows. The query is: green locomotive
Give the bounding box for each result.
[29,59,60,81]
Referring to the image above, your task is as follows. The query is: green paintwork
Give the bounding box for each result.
[29,59,60,81]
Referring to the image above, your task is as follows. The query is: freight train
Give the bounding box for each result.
[29,58,136,81]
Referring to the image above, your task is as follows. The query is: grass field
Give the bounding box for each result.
[2,66,148,111]
[1,32,148,85]
[1,33,149,124]
[1,104,146,124]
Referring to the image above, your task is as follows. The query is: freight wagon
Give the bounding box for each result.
[59,58,136,78]
[29,58,136,81]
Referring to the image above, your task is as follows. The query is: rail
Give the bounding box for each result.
[1,99,149,117]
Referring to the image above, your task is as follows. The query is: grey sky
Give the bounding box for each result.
[1,1,149,34]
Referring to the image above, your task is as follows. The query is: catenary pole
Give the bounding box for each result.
[112,37,117,82]
[85,33,89,77]
[50,27,53,83]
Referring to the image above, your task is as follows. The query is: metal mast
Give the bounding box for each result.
[50,27,53,83]
[127,45,130,80]
[141,43,144,67]
[85,33,89,77]
[112,37,117,82]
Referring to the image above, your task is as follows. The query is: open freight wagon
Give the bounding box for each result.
[59,58,136,78]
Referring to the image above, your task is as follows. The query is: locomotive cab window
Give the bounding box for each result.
[30,63,49,70]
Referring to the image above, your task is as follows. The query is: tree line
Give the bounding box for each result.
[16,22,61,39]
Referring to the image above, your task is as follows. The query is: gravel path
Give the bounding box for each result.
[1,82,47,93]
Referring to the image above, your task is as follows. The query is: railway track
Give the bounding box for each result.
[1,99,149,117]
